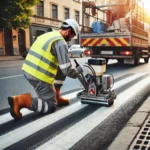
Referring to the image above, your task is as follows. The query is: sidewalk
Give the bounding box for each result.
[0,55,24,61]
[108,96,150,150]
[0,55,24,68]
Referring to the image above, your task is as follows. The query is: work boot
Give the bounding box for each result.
[55,87,70,106]
[8,93,32,120]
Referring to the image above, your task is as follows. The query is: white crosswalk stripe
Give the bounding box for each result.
[0,102,87,149]
[0,73,150,150]
[0,109,32,125]
[0,90,83,125]
[112,73,147,90]
[37,75,150,150]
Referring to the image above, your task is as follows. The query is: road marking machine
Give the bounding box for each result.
[75,58,116,106]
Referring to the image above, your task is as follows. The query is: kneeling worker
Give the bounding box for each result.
[8,19,82,120]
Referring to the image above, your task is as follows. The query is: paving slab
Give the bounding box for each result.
[108,96,150,150]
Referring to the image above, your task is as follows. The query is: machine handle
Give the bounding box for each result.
[74,59,88,92]
[74,59,79,67]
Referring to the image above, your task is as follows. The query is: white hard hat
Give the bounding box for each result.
[62,19,79,35]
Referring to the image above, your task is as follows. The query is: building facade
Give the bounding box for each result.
[0,0,83,56]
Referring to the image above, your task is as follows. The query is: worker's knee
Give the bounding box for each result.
[48,103,57,113]
[41,100,57,114]
[31,97,57,114]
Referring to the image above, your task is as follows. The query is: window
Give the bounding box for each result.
[37,1,44,16]
[36,30,45,37]
[74,0,80,2]
[75,11,79,24]
[84,14,90,26]
[64,8,69,19]
[52,4,58,19]
[33,30,45,41]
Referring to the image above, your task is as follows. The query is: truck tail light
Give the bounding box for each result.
[84,50,93,56]
[120,51,132,55]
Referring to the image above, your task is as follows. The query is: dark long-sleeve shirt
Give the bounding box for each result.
[51,39,78,79]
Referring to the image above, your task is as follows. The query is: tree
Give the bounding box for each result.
[0,0,40,29]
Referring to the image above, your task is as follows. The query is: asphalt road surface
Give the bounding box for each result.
[0,58,150,150]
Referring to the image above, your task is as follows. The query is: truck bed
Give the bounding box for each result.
[81,32,130,37]
[80,32,131,47]
[80,29,148,48]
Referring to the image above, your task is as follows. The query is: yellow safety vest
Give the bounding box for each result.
[22,31,63,84]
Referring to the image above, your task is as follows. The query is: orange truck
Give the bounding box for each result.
[80,0,150,65]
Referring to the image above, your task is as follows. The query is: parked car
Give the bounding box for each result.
[68,44,91,58]
[22,44,91,59]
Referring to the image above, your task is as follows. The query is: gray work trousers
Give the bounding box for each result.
[23,67,66,114]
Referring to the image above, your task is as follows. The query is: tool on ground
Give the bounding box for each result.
[75,58,116,106]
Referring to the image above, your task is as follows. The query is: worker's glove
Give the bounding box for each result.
[76,65,83,74]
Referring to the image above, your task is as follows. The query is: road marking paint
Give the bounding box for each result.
[37,76,150,150]
[62,90,82,99]
[0,90,82,125]
[0,75,23,80]
[0,102,87,150]
[0,73,149,149]
[0,73,145,127]
[112,73,147,90]
[0,109,32,125]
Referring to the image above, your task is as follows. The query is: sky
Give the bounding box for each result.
[142,0,150,11]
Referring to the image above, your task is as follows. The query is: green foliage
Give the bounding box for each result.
[0,0,40,29]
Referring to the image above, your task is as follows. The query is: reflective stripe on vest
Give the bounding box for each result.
[22,31,63,84]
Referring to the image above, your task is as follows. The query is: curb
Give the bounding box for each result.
[108,96,150,150]
[0,56,24,62]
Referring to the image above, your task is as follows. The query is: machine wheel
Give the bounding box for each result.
[144,57,149,63]
[108,100,114,107]
[68,52,72,58]
[81,101,88,105]
[81,101,84,104]
[117,59,124,64]
[80,52,85,57]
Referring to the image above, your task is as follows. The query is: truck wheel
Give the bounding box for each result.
[105,58,109,64]
[107,100,114,107]
[134,50,140,66]
[134,55,140,66]
[144,57,149,63]
[117,59,124,64]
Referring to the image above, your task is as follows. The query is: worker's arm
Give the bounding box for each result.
[51,40,79,79]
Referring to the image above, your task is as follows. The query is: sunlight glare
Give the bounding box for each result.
[142,0,150,11]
